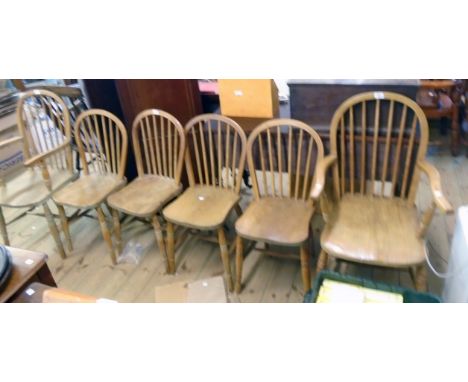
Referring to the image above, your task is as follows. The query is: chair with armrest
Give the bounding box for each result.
[0,89,78,257]
[312,91,453,291]
[416,79,462,156]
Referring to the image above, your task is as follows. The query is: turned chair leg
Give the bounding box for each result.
[166,222,176,274]
[217,227,234,292]
[57,204,73,252]
[316,249,328,274]
[96,205,116,265]
[112,209,123,255]
[235,235,244,294]
[43,202,66,259]
[300,242,311,292]
[415,264,427,292]
[0,207,10,246]
[152,214,169,273]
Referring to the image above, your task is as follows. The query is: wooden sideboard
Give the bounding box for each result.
[81,80,203,182]
[288,80,420,141]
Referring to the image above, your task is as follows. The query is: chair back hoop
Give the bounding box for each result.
[329,91,429,203]
[132,109,186,184]
[247,118,324,200]
[16,89,73,171]
[184,114,247,193]
[74,109,128,179]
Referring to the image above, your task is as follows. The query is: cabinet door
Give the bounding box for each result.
[115,79,203,127]
[115,80,203,185]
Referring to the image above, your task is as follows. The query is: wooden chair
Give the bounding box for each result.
[312,91,453,291]
[162,114,247,291]
[52,109,128,264]
[234,119,324,293]
[416,80,462,156]
[107,109,186,271]
[0,89,78,257]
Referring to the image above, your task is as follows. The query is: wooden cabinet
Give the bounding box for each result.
[288,80,420,139]
[82,80,203,181]
[114,80,202,127]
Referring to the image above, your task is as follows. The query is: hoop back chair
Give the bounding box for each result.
[163,114,247,291]
[0,89,78,257]
[107,109,186,271]
[311,91,453,291]
[53,109,128,264]
[234,119,324,293]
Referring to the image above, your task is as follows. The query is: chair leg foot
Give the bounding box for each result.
[0,207,10,246]
[300,242,311,292]
[112,209,122,255]
[415,264,427,292]
[43,202,66,259]
[152,215,169,273]
[218,227,234,293]
[57,204,73,252]
[166,222,176,274]
[316,249,328,274]
[96,206,116,265]
[235,236,243,294]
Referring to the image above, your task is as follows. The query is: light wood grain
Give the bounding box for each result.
[163,185,240,230]
[235,197,314,246]
[4,143,463,302]
[321,194,424,267]
[0,89,77,254]
[53,173,126,208]
[236,118,323,293]
[316,91,452,292]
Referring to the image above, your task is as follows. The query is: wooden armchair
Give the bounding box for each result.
[234,119,324,293]
[52,109,128,264]
[0,89,78,257]
[107,109,186,271]
[416,80,462,156]
[162,114,247,291]
[312,91,453,291]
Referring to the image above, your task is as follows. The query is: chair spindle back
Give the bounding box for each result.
[184,114,247,193]
[132,109,186,184]
[74,109,128,179]
[247,119,324,200]
[330,91,429,203]
[16,89,73,171]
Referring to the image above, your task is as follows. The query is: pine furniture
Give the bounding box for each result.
[107,109,186,271]
[162,114,247,291]
[52,109,128,264]
[312,91,453,291]
[234,119,324,293]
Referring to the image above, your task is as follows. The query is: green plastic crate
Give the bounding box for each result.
[304,270,441,303]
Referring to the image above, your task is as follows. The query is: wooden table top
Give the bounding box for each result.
[0,247,48,303]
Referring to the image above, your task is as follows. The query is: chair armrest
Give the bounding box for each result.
[417,160,453,213]
[310,155,337,200]
[23,141,70,167]
[0,136,23,149]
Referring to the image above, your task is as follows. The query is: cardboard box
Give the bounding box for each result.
[154,275,228,303]
[218,79,279,118]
